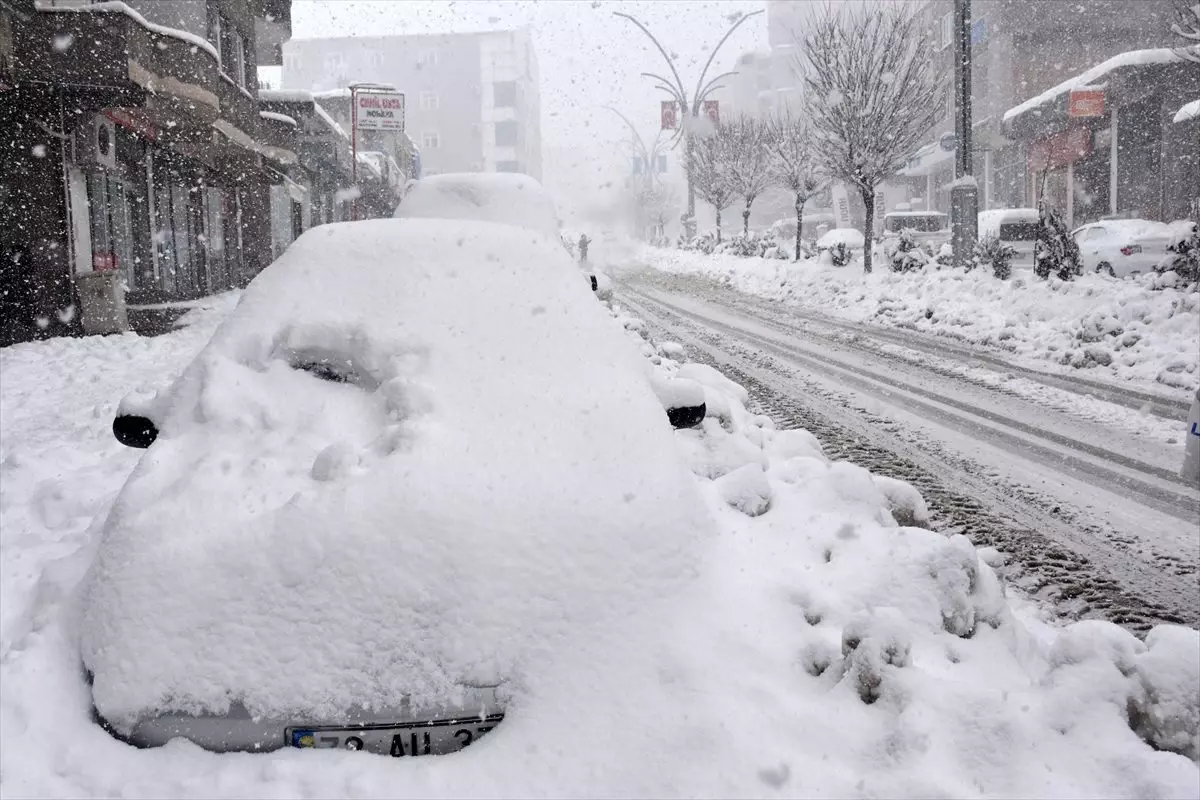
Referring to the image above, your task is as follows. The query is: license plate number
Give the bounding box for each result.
[288,714,502,756]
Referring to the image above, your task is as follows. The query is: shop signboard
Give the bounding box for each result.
[354,92,405,132]
[1068,88,1105,118]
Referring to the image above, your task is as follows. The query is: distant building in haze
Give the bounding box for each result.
[281,29,543,181]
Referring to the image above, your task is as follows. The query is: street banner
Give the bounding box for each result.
[702,100,719,126]
[661,101,678,130]
[832,182,852,229]
[354,92,406,131]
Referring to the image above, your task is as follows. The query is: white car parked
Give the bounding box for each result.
[978,208,1040,270]
[1071,219,1175,277]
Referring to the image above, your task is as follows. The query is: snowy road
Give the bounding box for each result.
[619,269,1200,631]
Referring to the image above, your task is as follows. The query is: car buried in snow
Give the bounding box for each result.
[89,218,708,757]
[394,172,606,298]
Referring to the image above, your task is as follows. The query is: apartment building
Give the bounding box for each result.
[281,28,543,180]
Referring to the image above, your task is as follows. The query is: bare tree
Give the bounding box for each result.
[688,128,737,242]
[1172,2,1200,62]
[799,2,943,273]
[767,110,822,261]
[722,116,774,236]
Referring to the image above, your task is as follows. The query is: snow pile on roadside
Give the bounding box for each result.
[0,278,1197,797]
[640,247,1200,393]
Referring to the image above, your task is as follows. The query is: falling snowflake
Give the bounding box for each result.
[31,144,46,158]
[52,33,74,52]
[35,317,50,330]
[57,305,76,324]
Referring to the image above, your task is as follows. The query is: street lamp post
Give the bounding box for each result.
[614,10,763,240]
[950,0,978,268]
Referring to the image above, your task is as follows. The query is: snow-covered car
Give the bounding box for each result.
[978,208,1040,269]
[395,172,561,238]
[1071,218,1175,277]
[880,211,950,251]
[397,173,606,297]
[815,227,865,266]
[1184,388,1200,484]
[88,219,708,757]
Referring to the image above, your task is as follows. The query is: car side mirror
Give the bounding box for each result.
[666,403,706,429]
[113,415,158,448]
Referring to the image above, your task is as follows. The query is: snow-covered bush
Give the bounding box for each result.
[885,229,929,273]
[715,231,788,259]
[679,231,718,255]
[973,234,1016,280]
[829,242,853,267]
[1156,220,1200,288]
[1034,203,1082,281]
[934,242,954,270]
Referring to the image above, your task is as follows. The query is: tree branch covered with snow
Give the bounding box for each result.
[1171,1,1200,62]
[767,110,823,261]
[798,2,944,273]
[687,125,738,242]
[721,116,774,236]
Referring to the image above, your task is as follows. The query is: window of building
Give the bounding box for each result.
[494,120,519,147]
[86,172,136,284]
[417,49,438,68]
[422,132,440,149]
[419,91,439,110]
[495,160,520,173]
[493,81,517,108]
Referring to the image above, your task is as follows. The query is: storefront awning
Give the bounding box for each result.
[1003,47,1199,136]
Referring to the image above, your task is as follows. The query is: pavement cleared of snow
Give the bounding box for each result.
[639,246,1200,397]
[0,279,1197,797]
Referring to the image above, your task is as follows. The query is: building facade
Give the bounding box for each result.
[280,29,543,180]
[1,0,293,342]
[896,0,1195,227]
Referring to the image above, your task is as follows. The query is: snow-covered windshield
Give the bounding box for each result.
[2,0,1199,796]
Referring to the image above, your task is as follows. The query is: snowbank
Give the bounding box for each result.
[0,261,1197,797]
[642,247,1200,393]
[81,220,710,731]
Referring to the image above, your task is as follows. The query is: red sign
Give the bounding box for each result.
[702,100,719,126]
[93,253,118,271]
[1068,88,1106,118]
[104,108,159,141]
[1029,127,1092,172]
[661,100,678,131]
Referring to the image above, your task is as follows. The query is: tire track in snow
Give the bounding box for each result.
[619,286,1199,632]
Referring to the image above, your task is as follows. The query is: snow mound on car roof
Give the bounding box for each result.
[395,172,561,238]
[81,219,711,730]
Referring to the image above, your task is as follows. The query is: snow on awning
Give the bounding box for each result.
[1175,99,1200,124]
[258,89,315,103]
[259,110,298,127]
[1003,47,1198,124]
[313,103,350,141]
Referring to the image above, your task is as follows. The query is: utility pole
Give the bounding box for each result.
[614,10,762,240]
[950,0,978,268]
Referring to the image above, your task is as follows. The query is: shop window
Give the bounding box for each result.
[419,91,439,110]
[154,182,206,297]
[86,172,134,283]
[495,120,518,147]
[493,81,517,108]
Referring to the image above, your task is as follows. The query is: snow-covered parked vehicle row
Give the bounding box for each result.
[86,219,712,755]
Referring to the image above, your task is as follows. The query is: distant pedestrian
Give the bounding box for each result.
[578,233,591,266]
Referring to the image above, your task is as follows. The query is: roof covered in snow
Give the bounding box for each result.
[81,219,710,729]
[35,0,219,61]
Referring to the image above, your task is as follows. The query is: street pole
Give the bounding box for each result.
[614,10,762,241]
[951,0,978,268]
[350,84,359,222]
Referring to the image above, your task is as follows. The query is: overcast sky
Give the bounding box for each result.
[290,1,770,220]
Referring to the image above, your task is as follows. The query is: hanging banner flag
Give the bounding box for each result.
[702,100,719,126]
[661,100,678,130]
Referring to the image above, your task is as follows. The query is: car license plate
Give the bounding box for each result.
[287,714,503,756]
